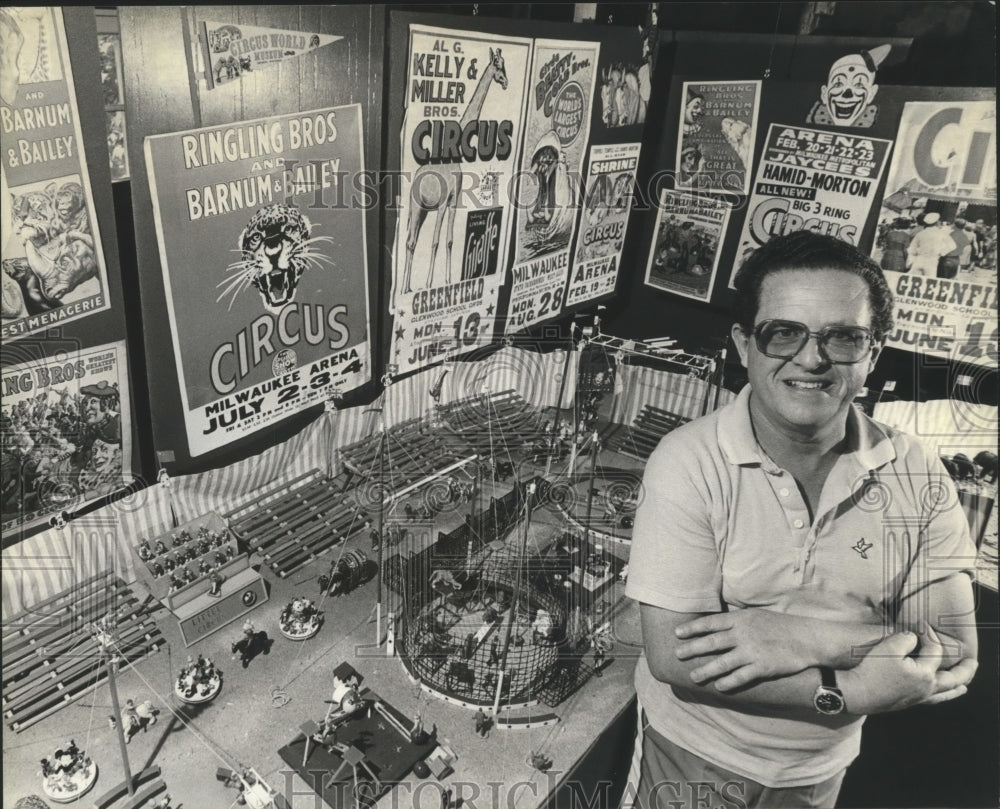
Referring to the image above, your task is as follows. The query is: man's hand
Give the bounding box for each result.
[840,630,976,714]
[674,609,817,690]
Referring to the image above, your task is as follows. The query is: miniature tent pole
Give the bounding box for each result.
[547,340,576,477]
[92,622,135,796]
[711,348,727,412]
[376,422,386,646]
[583,432,599,546]
[493,481,536,715]
[700,354,716,417]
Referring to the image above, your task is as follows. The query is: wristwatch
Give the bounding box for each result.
[813,667,846,715]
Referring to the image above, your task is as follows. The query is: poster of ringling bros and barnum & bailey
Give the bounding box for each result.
[2,340,132,540]
[505,39,600,335]
[390,26,532,374]
[145,104,371,457]
[872,100,997,368]
[2,7,111,342]
[645,190,732,303]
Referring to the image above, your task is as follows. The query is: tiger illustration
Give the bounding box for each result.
[217,203,334,313]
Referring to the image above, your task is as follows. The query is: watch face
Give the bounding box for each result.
[815,688,845,715]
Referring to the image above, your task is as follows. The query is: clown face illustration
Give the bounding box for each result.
[817,45,890,127]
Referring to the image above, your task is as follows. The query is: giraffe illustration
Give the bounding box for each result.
[401,48,509,296]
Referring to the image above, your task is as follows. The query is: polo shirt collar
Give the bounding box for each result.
[717,384,897,473]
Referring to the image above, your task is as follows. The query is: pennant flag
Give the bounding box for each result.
[200,21,343,89]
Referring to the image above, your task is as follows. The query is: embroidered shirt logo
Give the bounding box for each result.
[852,538,873,559]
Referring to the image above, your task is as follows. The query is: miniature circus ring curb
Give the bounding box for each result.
[42,759,98,803]
[174,672,223,704]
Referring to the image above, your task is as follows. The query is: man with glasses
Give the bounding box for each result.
[623,231,977,809]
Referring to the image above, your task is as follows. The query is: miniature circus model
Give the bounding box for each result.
[317,549,368,597]
[387,478,613,711]
[279,596,322,640]
[40,740,97,803]
[219,765,288,809]
[174,655,222,703]
[119,698,159,743]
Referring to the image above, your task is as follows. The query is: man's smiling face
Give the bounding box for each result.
[732,268,880,438]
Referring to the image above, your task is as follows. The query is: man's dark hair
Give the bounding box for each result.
[732,231,894,340]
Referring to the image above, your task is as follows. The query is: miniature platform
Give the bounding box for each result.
[277,690,436,809]
[136,512,268,645]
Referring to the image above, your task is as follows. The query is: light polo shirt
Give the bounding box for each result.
[625,384,976,788]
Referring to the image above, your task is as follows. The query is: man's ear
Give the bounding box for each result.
[731,323,750,368]
[868,340,884,373]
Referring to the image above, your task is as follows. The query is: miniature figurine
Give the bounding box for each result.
[318,549,368,597]
[532,609,553,644]
[529,750,553,773]
[279,596,321,639]
[214,550,227,568]
[168,573,184,593]
[180,529,192,543]
[198,538,210,556]
[231,620,256,667]
[119,698,157,743]
[151,561,164,578]
[121,699,140,743]
[176,656,222,701]
[182,566,196,584]
[138,539,152,561]
[586,617,612,677]
[409,711,429,745]
[170,533,184,548]
[474,708,492,738]
[487,636,501,666]
[163,556,176,573]
[322,662,365,733]
[149,793,172,809]
[154,540,168,556]
[198,559,211,577]
[208,572,224,597]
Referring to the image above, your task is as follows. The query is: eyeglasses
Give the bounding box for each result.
[751,319,876,364]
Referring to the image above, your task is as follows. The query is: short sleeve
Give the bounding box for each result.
[901,446,979,603]
[624,429,724,613]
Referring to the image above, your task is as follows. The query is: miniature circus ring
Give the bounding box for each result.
[551,469,641,546]
[278,598,322,641]
[174,670,223,704]
[41,758,98,803]
[398,573,565,710]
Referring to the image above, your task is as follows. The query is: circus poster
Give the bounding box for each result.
[2,340,132,540]
[1,7,111,342]
[566,142,640,307]
[872,100,997,368]
[144,104,371,456]
[390,25,532,375]
[644,189,732,303]
[675,80,761,195]
[505,38,600,335]
[733,123,893,280]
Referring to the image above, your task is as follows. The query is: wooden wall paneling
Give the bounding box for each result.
[120,7,198,472]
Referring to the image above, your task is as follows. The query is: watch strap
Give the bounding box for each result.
[819,666,838,689]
